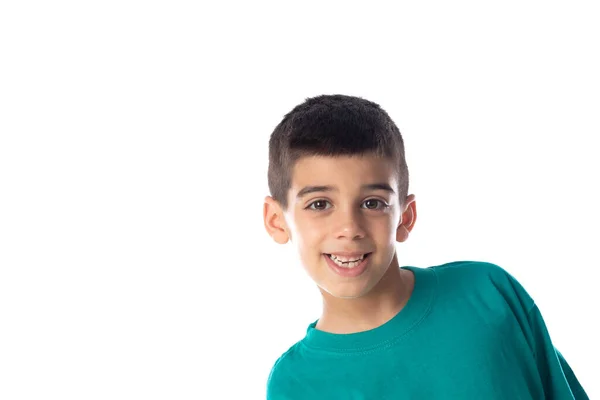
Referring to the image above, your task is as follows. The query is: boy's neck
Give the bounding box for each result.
[315,255,415,334]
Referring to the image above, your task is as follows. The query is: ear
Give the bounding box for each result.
[263,196,291,244]
[396,194,417,243]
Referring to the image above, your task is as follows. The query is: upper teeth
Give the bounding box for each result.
[329,254,366,263]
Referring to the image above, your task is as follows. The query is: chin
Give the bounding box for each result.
[336,292,365,300]
[321,283,371,300]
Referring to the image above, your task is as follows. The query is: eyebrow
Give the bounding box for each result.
[296,183,396,199]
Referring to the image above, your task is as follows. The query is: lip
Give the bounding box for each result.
[327,251,370,257]
[324,253,371,278]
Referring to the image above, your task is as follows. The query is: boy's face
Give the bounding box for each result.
[264,153,416,299]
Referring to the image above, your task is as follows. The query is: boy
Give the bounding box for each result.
[262,94,588,399]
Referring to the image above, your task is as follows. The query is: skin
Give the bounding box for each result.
[263,152,417,334]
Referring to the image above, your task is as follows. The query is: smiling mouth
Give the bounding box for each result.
[324,252,372,264]
[323,252,372,276]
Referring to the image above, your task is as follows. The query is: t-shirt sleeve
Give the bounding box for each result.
[266,361,284,400]
[266,355,296,400]
[556,346,589,399]
[527,304,589,399]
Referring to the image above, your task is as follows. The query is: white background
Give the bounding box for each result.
[1,1,598,399]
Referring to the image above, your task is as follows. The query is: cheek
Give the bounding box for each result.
[289,222,318,256]
[372,217,396,233]
[295,218,321,239]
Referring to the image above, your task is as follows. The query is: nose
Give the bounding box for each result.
[333,208,366,240]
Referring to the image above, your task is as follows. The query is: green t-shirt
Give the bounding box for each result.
[266,261,588,399]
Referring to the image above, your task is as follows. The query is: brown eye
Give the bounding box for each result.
[307,200,330,211]
[364,199,378,209]
[363,199,388,210]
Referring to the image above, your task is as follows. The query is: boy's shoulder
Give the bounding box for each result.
[425,260,517,287]
[424,260,535,311]
[426,259,506,275]
[266,341,304,397]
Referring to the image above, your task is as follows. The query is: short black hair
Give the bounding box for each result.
[268,94,409,211]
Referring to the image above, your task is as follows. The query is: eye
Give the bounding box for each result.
[306,200,331,211]
[305,199,389,211]
[362,199,389,210]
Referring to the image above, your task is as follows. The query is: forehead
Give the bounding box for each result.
[290,154,397,189]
